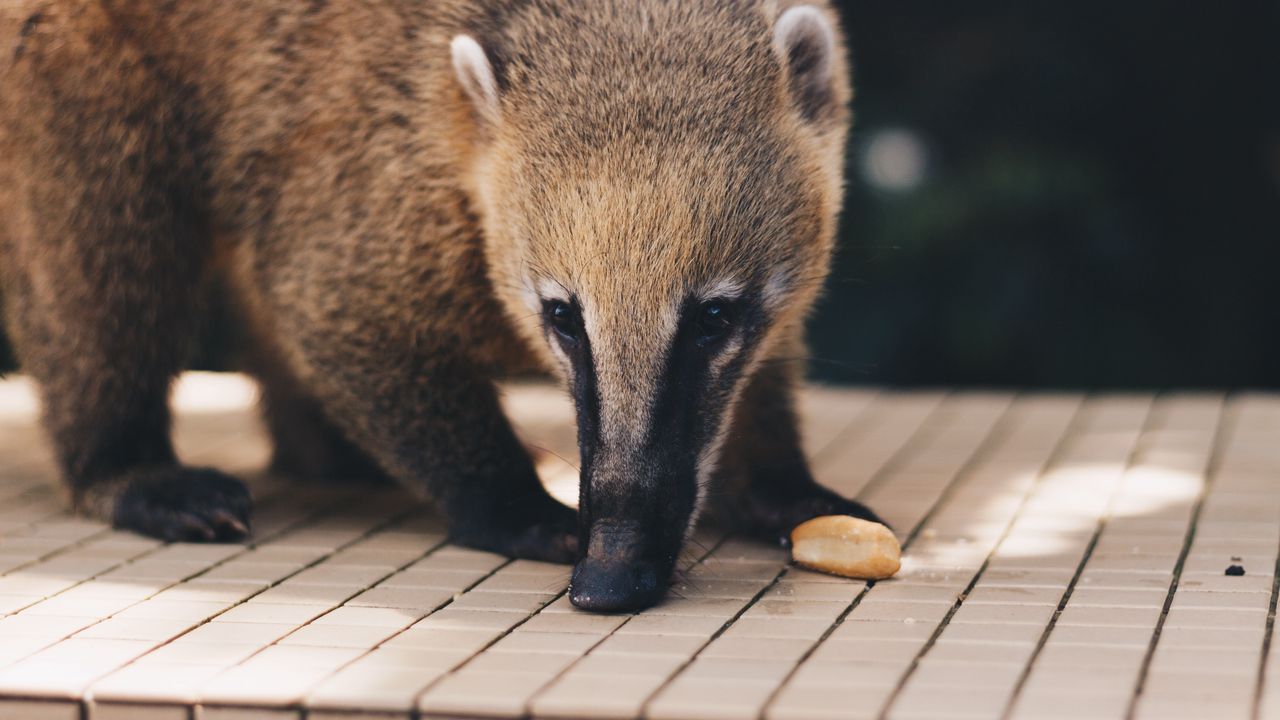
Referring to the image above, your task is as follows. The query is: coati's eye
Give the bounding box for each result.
[544,300,580,342]
[696,300,735,343]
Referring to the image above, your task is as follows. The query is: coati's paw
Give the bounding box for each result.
[451,501,580,565]
[739,485,888,548]
[111,468,253,543]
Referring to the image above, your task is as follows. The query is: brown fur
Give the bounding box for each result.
[0,0,879,603]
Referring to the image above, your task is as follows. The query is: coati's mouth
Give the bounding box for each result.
[568,518,677,612]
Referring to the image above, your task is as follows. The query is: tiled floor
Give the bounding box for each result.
[0,374,1277,720]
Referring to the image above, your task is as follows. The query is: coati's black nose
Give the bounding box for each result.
[569,557,666,612]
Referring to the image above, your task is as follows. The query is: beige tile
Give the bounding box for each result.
[922,640,1032,666]
[516,612,627,635]
[1149,646,1261,675]
[288,565,392,587]
[250,644,367,669]
[252,584,357,606]
[721,616,834,639]
[530,672,666,719]
[700,635,813,661]
[489,630,600,655]
[278,623,400,648]
[1170,589,1271,609]
[741,599,849,619]
[74,616,196,642]
[849,599,952,624]
[417,671,550,716]
[1162,606,1267,630]
[888,684,1014,718]
[1009,690,1130,720]
[908,659,1022,688]
[1068,587,1169,607]
[464,650,579,676]
[305,663,438,711]
[1046,624,1155,647]
[1055,604,1162,627]
[90,663,228,704]
[645,598,746,618]
[935,622,1044,645]
[181,621,295,645]
[570,652,687,677]
[950,602,1057,625]
[0,614,97,639]
[381,627,497,653]
[787,661,904,689]
[647,677,778,720]
[313,606,419,628]
[410,608,527,632]
[345,587,453,613]
[962,586,1063,605]
[92,696,192,712]
[447,590,551,613]
[135,641,262,666]
[826,619,936,643]
[116,600,230,622]
[809,639,923,664]
[613,614,726,637]
[1035,642,1148,668]
[357,645,468,670]
[1157,626,1264,649]
[214,603,331,625]
[767,683,894,719]
[0,700,79,720]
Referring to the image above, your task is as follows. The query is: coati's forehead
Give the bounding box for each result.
[500,139,825,301]
[489,1,786,139]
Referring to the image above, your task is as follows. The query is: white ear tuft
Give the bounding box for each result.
[773,5,837,122]
[451,34,500,123]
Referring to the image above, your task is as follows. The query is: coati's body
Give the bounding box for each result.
[0,0,882,610]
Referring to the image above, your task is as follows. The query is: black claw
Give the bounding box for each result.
[112,467,254,544]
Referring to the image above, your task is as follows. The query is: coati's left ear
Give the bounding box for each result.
[451,34,501,125]
[772,5,840,123]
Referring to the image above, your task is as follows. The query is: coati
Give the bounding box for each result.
[0,0,883,611]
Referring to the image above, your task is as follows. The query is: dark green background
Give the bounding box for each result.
[2,2,1277,388]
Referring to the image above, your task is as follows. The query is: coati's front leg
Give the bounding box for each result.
[713,362,885,545]
[290,344,578,563]
[0,18,251,543]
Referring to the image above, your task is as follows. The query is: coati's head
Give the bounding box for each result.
[451,1,850,611]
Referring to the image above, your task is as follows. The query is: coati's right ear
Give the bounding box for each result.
[773,5,840,123]
[451,35,501,125]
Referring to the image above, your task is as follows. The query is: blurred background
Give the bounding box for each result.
[1,1,1277,388]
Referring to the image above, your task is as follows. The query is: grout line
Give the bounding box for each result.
[4,486,392,707]
[997,396,1167,720]
[873,395,1088,720]
[1123,395,1235,720]
[756,392,1014,720]
[839,392,950,503]
[39,488,374,715]
[190,514,457,714]
[519,532,734,719]
[1253,448,1280,720]
[808,390,886,470]
[1254,496,1280,714]
[306,552,523,718]
[759,392,1002,720]
[0,481,333,674]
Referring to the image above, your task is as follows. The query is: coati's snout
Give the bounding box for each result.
[543,296,752,611]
